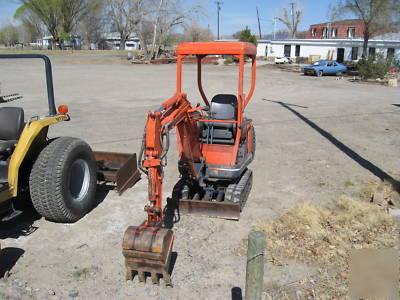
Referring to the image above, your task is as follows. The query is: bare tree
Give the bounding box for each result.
[136,0,203,60]
[106,0,146,50]
[332,0,399,57]
[277,5,302,39]
[77,1,106,48]
[183,21,212,42]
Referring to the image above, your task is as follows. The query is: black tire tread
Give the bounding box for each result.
[29,137,94,223]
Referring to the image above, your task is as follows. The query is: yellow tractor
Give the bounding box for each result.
[0,54,140,224]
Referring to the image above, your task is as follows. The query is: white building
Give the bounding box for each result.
[257,36,400,62]
[102,32,140,50]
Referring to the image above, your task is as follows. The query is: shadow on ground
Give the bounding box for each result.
[0,183,113,240]
[0,247,25,278]
[263,98,400,191]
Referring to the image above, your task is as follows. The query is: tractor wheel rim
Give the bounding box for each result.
[69,158,90,202]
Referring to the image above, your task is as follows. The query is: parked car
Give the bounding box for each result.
[275,57,292,64]
[303,60,348,77]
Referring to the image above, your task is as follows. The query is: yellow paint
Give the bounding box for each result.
[6,115,69,198]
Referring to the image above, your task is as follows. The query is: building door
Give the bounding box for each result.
[295,45,300,57]
[337,48,345,63]
[284,45,291,57]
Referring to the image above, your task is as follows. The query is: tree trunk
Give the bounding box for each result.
[362,29,369,58]
[119,32,126,50]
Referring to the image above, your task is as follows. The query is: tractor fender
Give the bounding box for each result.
[8,115,69,197]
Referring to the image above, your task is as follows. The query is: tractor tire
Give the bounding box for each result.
[29,137,97,223]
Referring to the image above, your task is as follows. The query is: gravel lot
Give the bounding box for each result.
[0,56,399,299]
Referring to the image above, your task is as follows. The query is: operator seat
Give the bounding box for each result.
[0,107,25,157]
[202,94,237,145]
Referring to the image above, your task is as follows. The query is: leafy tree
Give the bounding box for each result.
[0,24,19,46]
[357,53,391,79]
[235,26,257,45]
[16,0,100,49]
[332,0,399,57]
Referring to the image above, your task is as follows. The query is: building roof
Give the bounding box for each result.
[310,19,363,27]
[101,32,139,40]
[372,32,400,41]
[176,42,257,56]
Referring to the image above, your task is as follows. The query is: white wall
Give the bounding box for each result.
[257,39,400,61]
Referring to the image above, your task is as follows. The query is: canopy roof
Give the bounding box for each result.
[176,42,257,56]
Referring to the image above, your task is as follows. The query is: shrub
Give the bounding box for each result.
[357,53,391,79]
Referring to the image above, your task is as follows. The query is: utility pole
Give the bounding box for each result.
[256,7,262,39]
[289,2,295,38]
[273,17,277,40]
[215,1,223,40]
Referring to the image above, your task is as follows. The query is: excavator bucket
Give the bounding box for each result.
[166,198,240,220]
[95,151,141,195]
[122,225,174,285]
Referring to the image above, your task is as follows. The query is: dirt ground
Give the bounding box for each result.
[0,56,399,299]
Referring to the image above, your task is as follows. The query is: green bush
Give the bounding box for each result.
[357,53,391,79]
[224,56,237,65]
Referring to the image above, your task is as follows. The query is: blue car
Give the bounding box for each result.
[303,60,348,77]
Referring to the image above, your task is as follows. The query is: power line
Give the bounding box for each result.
[215,1,223,40]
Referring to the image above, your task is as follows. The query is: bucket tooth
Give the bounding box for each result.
[122,226,174,285]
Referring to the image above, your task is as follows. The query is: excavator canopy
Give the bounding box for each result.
[175,42,257,56]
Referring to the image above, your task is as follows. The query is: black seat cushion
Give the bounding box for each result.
[202,94,238,145]
[0,107,24,140]
[210,94,238,128]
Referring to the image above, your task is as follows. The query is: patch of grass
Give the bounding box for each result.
[344,180,356,187]
[255,196,398,267]
[59,58,131,65]
[0,49,141,57]
[72,268,90,278]
[251,195,399,298]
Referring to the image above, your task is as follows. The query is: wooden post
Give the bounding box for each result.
[245,231,266,300]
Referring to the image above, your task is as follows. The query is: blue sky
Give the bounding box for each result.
[0,0,339,35]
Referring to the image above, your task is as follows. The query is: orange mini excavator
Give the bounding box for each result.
[122,42,257,284]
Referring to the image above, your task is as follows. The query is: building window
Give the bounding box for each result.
[284,44,291,57]
[347,27,356,38]
[351,47,358,60]
[295,45,300,57]
[369,47,376,57]
[387,48,395,59]
[311,28,317,37]
[322,27,328,38]
[331,28,338,38]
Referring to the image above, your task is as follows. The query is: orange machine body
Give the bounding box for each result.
[139,42,256,224]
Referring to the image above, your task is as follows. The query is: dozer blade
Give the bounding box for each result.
[166,198,240,220]
[122,225,174,285]
[95,151,141,195]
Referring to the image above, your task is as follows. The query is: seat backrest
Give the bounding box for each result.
[0,107,25,140]
[210,94,238,120]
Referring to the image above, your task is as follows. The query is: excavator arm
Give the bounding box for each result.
[122,93,203,284]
